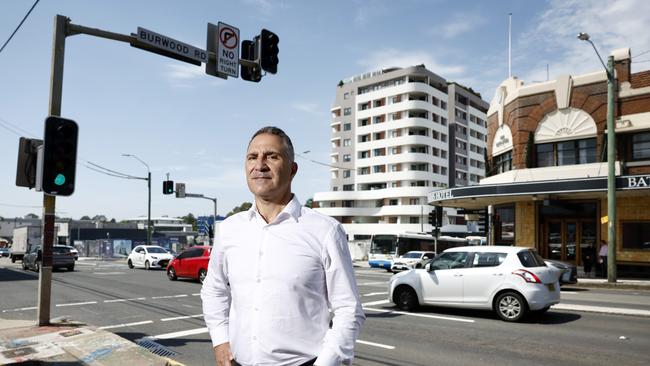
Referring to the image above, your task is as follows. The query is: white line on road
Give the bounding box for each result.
[161,314,203,322]
[2,306,37,313]
[363,292,387,297]
[362,300,390,306]
[356,339,395,350]
[363,307,476,323]
[151,294,189,299]
[192,293,201,296]
[104,297,146,303]
[98,320,154,330]
[560,291,578,294]
[552,303,650,317]
[55,301,97,307]
[148,327,208,340]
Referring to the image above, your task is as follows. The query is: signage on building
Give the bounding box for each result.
[431,189,454,201]
[136,27,208,63]
[622,175,650,189]
[492,124,513,156]
[216,22,239,78]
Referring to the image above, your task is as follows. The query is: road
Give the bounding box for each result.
[1,257,649,366]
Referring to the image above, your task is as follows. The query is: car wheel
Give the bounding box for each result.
[127,259,134,269]
[394,286,418,311]
[144,260,150,270]
[11,257,16,263]
[67,265,74,272]
[495,291,527,322]
[22,261,28,270]
[198,269,207,284]
[34,261,40,273]
[167,267,177,281]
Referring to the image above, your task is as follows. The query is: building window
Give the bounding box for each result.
[343,122,351,131]
[342,200,354,207]
[440,101,447,110]
[359,151,370,159]
[536,138,597,167]
[494,205,515,246]
[632,132,650,160]
[343,184,354,191]
[343,154,351,162]
[409,217,419,224]
[343,92,350,100]
[343,170,351,178]
[389,199,398,205]
[343,138,351,147]
[621,222,650,250]
[494,150,512,173]
[359,167,370,175]
[343,107,351,116]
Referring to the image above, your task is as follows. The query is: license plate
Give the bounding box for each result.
[546,283,556,291]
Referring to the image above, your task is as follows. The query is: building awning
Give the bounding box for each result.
[428,174,650,209]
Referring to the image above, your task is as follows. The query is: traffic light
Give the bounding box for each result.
[41,116,78,196]
[240,39,261,82]
[435,206,443,229]
[428,210,436,227]
[163,180,174,195]
[259,28,279,74]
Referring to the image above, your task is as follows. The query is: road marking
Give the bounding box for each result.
[55,301,97,307]
[357,281,387,286]
[93,272,126,275]
[364,307,476,323]
[552,303,650,317]
[2,306,37,313]
[161,314,203,322]
[363,292,387,297]
[148,327,208,340]
[151,294,189,299]
[98,320,154,330]
[192,293,201,296]
[561,291,578,294]
[104,297,146,303]
[362,300,390,306]
[356,339,395,350]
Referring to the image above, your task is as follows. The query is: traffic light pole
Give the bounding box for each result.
[182,192,217,246]
[38,14,67,326]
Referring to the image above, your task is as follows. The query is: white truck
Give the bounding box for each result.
[11,226,41,263]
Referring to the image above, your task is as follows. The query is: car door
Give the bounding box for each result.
[419,251,469,304]
[184,248,203,278]
[462,251,508,305]
[174,250,190,277]
[134,247,145,266]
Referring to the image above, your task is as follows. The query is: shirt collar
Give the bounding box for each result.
[247,195,302,223]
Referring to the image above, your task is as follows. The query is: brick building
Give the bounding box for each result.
[428,48,650,276]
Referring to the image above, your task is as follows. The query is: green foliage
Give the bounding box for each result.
[337,80,344,87]
[227,202,253,217]
[305,198,313,208]
[181,213,197,231]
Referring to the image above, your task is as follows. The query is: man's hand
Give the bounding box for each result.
[213,342,233,366]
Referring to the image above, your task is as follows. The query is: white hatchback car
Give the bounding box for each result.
[388,246,560,322]
[127,245,174,270]
[391,251,436,272]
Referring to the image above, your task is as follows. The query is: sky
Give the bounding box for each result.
[1,0,649,221]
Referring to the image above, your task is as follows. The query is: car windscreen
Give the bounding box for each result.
[517,250,547,267]
[147,247,168,254]
[402,252,422,258]
[53,247,71,254]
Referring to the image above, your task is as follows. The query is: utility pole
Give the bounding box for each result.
[606,55,617,282]
[38,14,67,326]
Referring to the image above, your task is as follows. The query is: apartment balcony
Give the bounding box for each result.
[314,186,431,201]
[315,204,430,217]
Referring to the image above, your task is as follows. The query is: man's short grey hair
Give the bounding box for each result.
[249,126,295,162]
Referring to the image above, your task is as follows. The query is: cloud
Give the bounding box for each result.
[184,165,245,190]
[165,63,225,88]
[516,0,650,83]
[439,13,487,39]
[353,3,389,26]
[291,102,321,114]
[357,48,465,76]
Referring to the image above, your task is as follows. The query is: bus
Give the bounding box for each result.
[368,233,468,270]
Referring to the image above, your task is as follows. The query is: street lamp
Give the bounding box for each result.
[122,153,152,246]
[578,32,617,282]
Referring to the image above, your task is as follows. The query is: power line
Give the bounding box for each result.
[295,152,347,170]
[632,49,650,59]
[85,161,146,180]
[0,0,41,55]
[0,116,38,137]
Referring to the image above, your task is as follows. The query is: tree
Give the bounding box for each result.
[181,213,197,231]
[305,198,314,208]
[25,213,39,219]
[92,215,108,222]
[80,215,91,220]
[227,202,252,217]
[337,80,344,87]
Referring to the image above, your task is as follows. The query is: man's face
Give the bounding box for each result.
[245,133,297,201]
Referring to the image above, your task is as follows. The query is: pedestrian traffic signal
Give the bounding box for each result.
[163,180,174,195]
[240,39,261,82]
[41,117,78,196]
[259,29,279,74]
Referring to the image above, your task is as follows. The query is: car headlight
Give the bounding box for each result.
[151,256,158,260]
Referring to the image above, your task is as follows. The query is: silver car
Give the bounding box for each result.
[22,245,75,272]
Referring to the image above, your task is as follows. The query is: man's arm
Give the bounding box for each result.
[315,224,365,366]
[201,241,232,356]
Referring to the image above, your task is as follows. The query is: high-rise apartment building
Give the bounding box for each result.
[313,65,489,239]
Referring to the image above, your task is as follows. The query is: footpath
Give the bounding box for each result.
[0,317,183,365]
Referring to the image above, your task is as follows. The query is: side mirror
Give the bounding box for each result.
[425,263,432,271]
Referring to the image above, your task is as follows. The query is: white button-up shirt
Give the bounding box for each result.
[201,196,365,366]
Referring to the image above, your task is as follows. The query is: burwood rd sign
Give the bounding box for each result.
[137,27,208,64]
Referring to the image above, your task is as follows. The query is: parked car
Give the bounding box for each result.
[0,247,9,257]
[389,246,560,322]
[545,259,578,285]
[127,245,174,270]
[22,245,75,272]
[166,246,211,283]
[391,251,436,272]
[65,246,79,260]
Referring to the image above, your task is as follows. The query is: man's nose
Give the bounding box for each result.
[253,157,269,170]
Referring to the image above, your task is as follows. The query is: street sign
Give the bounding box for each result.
[216,22,239,78]
[175,183,186,198]
[136,27,208,64]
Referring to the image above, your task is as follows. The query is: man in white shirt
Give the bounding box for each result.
[201,126,365,366]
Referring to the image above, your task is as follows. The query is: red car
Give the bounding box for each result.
[166,246,211,283]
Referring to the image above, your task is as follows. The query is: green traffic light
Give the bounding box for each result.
[54,174,66,186]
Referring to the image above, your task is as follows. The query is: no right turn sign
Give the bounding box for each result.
[216,22,240,78]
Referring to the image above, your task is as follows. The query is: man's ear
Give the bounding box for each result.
[291,162,298,178]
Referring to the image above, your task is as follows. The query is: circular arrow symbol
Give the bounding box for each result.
[220,27,238,49]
